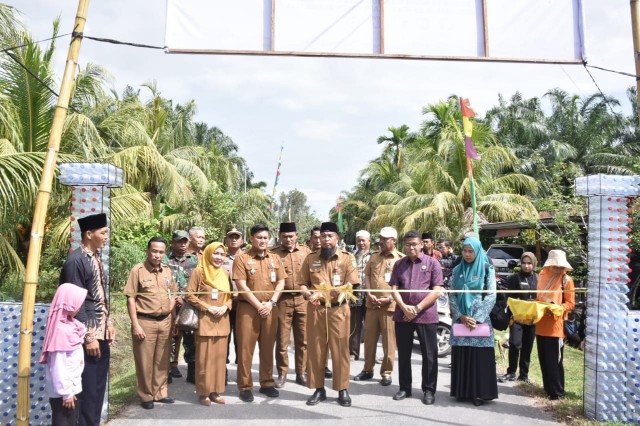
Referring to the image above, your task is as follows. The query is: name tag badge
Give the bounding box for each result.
[248,260,256,265]
[271,271,277,282]
[333,274,341,286]
[384,272,391,283]
[312,261,322,269]
[211,289,219,300]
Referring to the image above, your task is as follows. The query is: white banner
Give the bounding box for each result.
[165,0,586,63]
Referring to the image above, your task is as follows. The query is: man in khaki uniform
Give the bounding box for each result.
[308,226,321,252]
[124,236,177,409]
[354,227,404,386]
[271,222,311,388]
[232,224,287,402]
[300,222,360,407]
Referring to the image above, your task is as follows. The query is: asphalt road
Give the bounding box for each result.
[107,339,558,426]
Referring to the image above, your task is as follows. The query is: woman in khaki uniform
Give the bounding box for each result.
[186,242,233,406]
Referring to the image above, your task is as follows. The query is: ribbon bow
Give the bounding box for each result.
[313,282,357,307]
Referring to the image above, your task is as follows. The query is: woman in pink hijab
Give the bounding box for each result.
[40,283,88,426]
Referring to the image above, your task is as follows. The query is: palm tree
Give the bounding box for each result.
[376,125,419,174]
[369,99,538,238]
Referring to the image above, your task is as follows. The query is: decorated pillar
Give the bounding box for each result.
[576,174,640,423]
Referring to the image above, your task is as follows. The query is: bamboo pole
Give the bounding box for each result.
[16,0,90,424]
[631,0,640,122]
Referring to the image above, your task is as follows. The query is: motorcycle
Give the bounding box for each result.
[436,291,452,357]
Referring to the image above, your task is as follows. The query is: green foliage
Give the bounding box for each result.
[531,163,588,285]
[191,184,239,242]
[273,189,321,242]
[111,217,162,252]
[109,242,145,293]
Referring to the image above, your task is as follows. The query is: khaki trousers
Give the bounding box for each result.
[276,294,307,376]
[195,334,227,395]
[363,307,396,376]
[132,316,172,402]
[306,302,350,391]
[235,301,278,390]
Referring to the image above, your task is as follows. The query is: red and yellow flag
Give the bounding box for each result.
[460,98,480,160]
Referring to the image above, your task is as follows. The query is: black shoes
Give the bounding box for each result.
[353,371,373,381]
[380,376,392,386]
[295,373,307,386]
[324,367,333,378]
[141,401,154,409]
[259,386,280,398]
[517,376,532,384]
[306,388,327,406]
[156,397,174,404]
[393,390,411,400]
[274,375,286,388]
[170,367,183,378]
[239,390,254,402]
[338,389,352,407]
[473,398,485,406]
[498,373,516,383]
[422,391,435,405]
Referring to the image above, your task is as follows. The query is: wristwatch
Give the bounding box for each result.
[270,300,277,308]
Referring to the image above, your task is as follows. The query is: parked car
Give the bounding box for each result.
[486,244,525,279]
[413,292,452,357]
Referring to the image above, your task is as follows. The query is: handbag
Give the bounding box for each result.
[175,301,199,331]
[453,323,490,337]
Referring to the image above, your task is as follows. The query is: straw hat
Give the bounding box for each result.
[543,250,573,270]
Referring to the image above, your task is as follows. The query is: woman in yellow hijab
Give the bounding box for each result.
[186,242,232,406]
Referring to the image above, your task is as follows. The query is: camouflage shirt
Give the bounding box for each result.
[164,250,199,291]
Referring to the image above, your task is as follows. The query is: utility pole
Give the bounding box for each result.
[631,0,640,122]
[16,1,90,424]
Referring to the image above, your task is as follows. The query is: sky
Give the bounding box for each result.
[7,1,637,220]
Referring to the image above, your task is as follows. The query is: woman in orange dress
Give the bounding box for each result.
[186,242,232,406]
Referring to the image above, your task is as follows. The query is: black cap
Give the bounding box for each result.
[172,230,189,241]
[320,222,339,234]
[279,222,297,233]
[78,213,107,234]
[422,232,434,240]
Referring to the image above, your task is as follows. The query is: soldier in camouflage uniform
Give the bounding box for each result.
[165,230,199,383]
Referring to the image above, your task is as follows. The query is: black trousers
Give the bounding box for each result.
[227,303,238,363]
[507,323,536,378]
[50,397,79,426]
[78,339,110,426]
[349,304,365,359]
[536,335,565,398]
[395,322,438,394]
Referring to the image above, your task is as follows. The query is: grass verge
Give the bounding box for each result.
[108,296,136,418]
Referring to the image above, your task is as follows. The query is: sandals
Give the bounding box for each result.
[199,396,211,406]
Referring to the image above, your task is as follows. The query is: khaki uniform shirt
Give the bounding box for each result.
[232,249,287,302]
[270,244,312,293]
[300,248,360,304]
[124,261,177,316]
[364,249,404,311]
